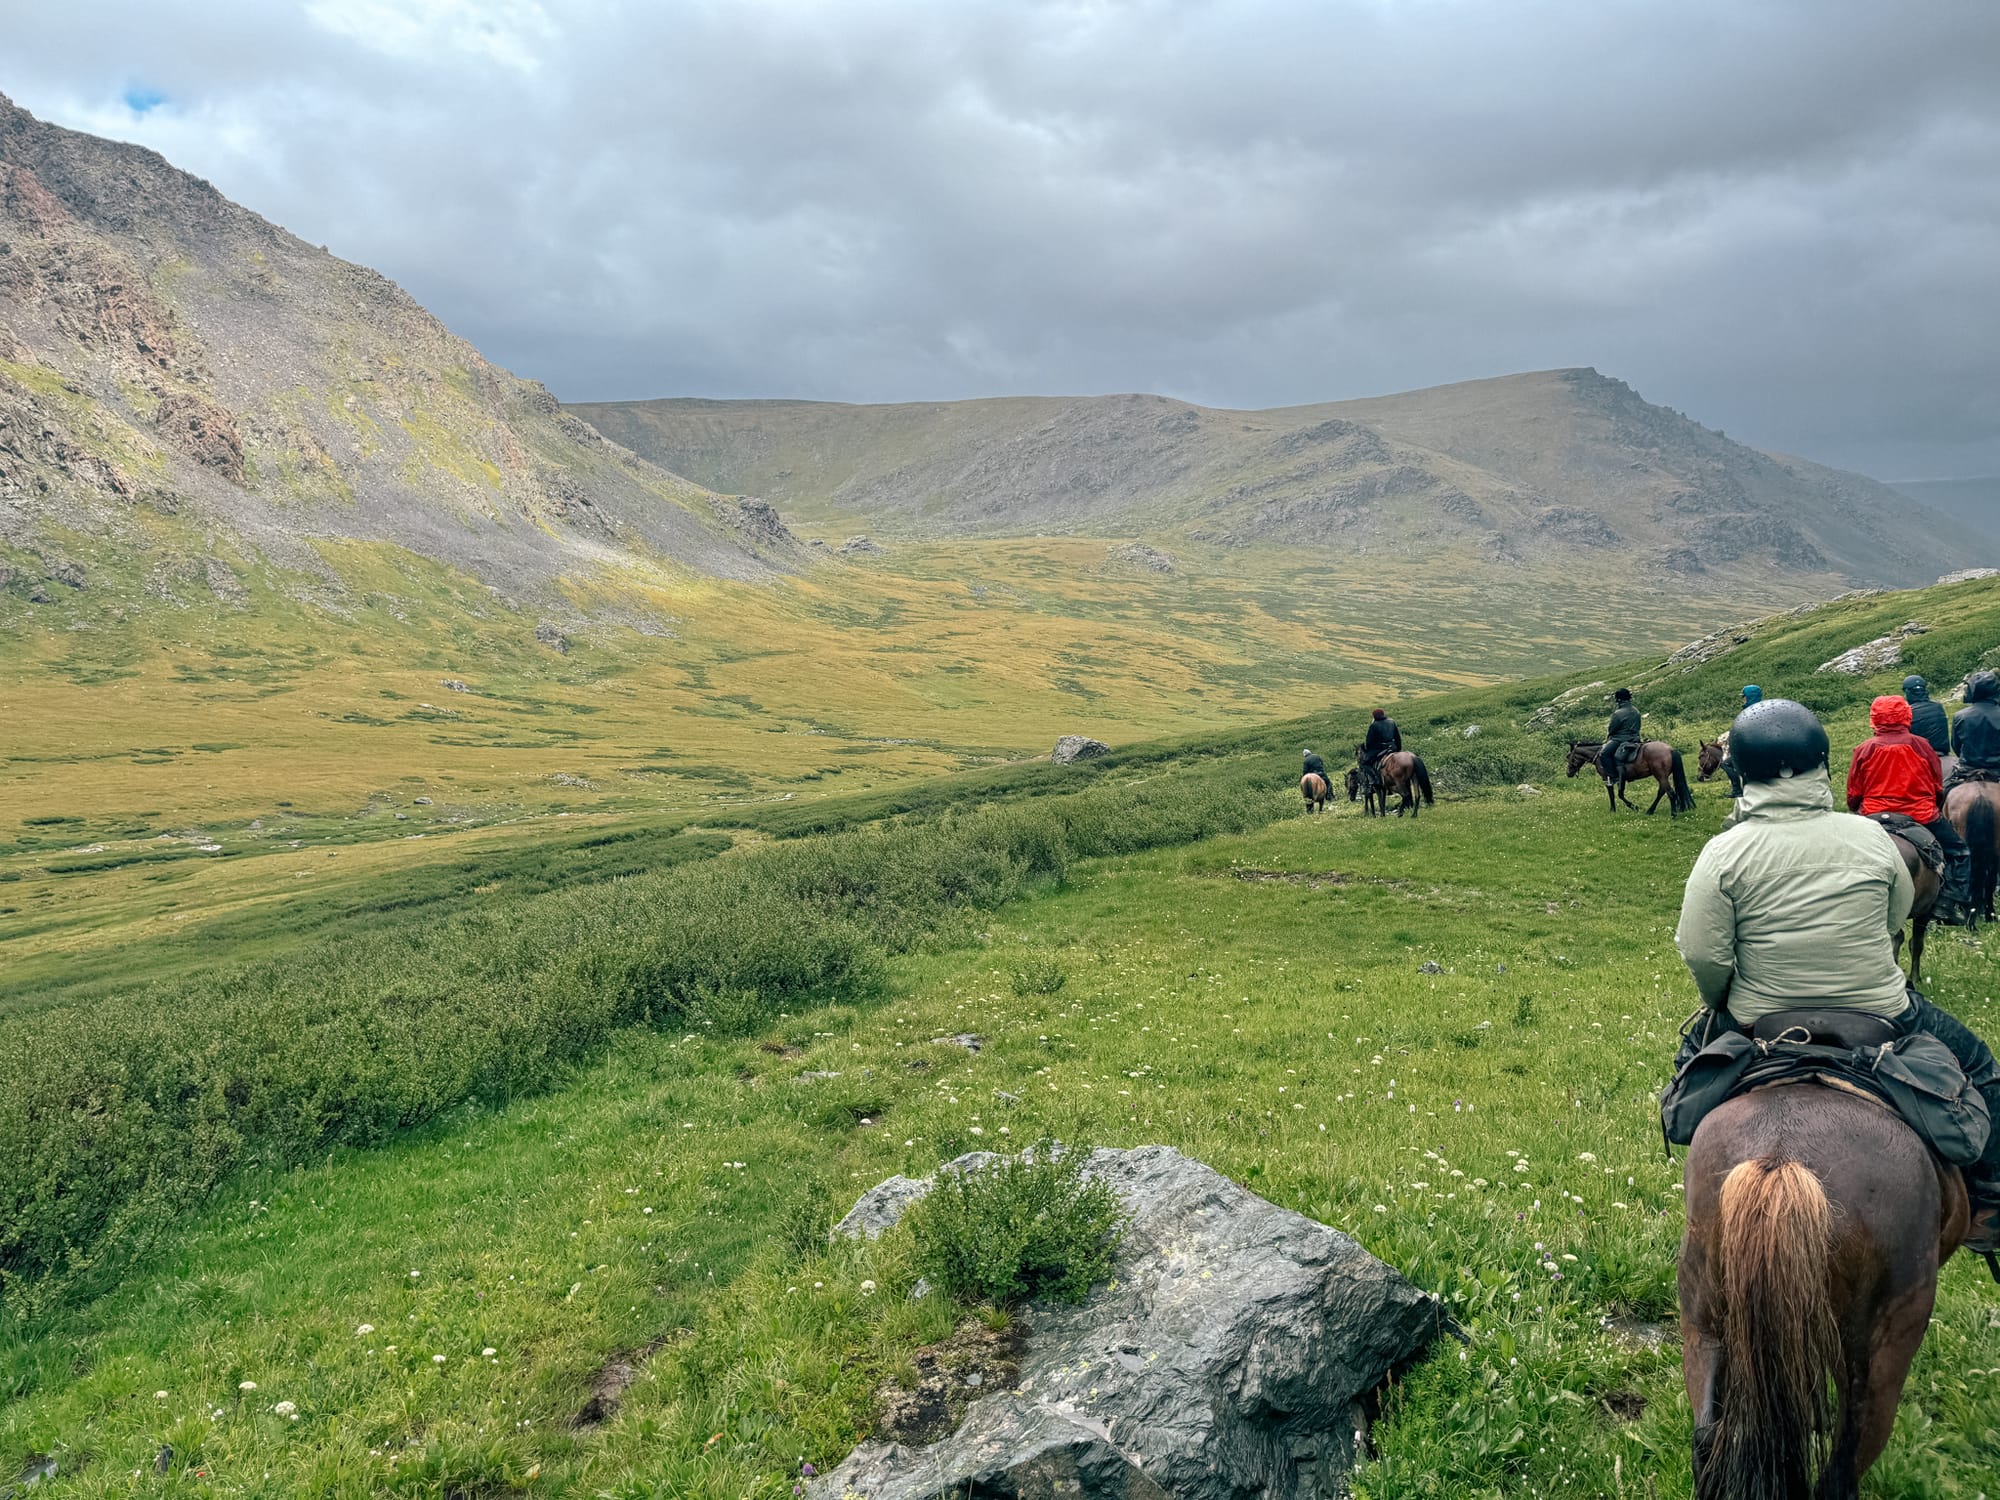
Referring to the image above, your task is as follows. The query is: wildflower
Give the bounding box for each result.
[155,1391,168,1400]
[239,1381,257,1391]
[1471,1178,1487,1188]
[483,1348,497,1357]
[860,1280,877,1296]
[409,1270,421,1278]
[1514,1160,1529,1172]
[1561,1253,1578,1262]
[1577,1152,1597,1163]
[643,1207,654,1214]
[432,1354,447,1364]
[355,1324,374,1336]
[970,1126,985,1136]
[273,1401,298,1419]
[1373,1204,1387,1213]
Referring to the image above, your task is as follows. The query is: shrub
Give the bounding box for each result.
[1010,954,1067,996]
[904,1146,1124,1307]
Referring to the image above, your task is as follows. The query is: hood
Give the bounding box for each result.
[1972,673,2000,704]
[1871,695,1913,731]
[1903,675,1930,702]
[1737,765,1837,820]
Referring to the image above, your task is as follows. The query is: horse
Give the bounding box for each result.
[1567,739,1696,816]
[1680,1075,1968,1498]
[1697,739,1726,782]
[1946,777,2000,924]
[1350,747,1433,818]
[1300,772,1330,812]
[1886,830,1942,980]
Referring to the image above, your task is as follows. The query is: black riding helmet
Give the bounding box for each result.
[1728,698,1830,783]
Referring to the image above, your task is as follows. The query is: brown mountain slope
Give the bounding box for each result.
[577,372,1983,587]
[0,91,784,609]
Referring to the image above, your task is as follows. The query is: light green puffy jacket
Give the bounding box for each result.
[1674,768,1914,1022]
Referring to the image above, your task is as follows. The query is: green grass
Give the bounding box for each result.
[6,576,2000,1495]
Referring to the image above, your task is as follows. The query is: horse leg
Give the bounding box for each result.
[1844,1279,1938,1482]
[1679,1235,1726,1496]
[1646,779,1666,815]
[1909,916,1927,982]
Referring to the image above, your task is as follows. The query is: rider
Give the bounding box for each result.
[1950,669,2000,785]
[1847,694,1971,924]
[1904,675,1951,757]
[1361,708,1401,791]
[1719,684,1759,798]
[1599,687,1643,784]
[1302,746,1330,788]
[1673,698,2000,1252]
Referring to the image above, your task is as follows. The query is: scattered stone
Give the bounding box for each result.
[839,535,886,557]
[796,1070,843,1082]
[573,1339,666,1428]
[535,621,569,654]
[1419,960,1445,975]
[27,585,51,604]
[1939,568,2000,585]
[1818,622,1929,676]
[1462,723,1482,739]
[931,1033,982,1054]
[49,561,86,590]
[714,497,799,550]
[153,393,245,483]
[871,1320,1027,1446]
[414,796,433,805]
[815,1146,1444,1500]
[1524,680,1606,730]
[1106,542,1175,574]
[1517,784,1542,797]
[1051,735,1110,765]
[994,1089,1022,1106]
[550,772,593,789]
[439,679,470,693]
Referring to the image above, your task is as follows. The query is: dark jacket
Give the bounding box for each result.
[1606,704,1643,743]
[1302,751,1329,781]
[1363,718,1401,762]
[1906,684,1950,756]
[1953,680,2000,768]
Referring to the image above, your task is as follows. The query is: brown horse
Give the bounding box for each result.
[1300,772,1330,812]
[1887,831,1942,980]
[1349,747,1433,818]
[1947,778,2000,924]
[1697,739,1726,781]
[1681,1075,1967,1498]
[1567,739,1696,816]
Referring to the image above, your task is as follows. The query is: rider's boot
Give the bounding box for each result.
[1941,845,1975,925]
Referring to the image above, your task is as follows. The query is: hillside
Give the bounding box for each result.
[6,575,2000,1496]
[1891,475,2000,546]
[0,90,788,613]
[577,371,1981,586]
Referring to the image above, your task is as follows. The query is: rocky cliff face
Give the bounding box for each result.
[0,91,773,614]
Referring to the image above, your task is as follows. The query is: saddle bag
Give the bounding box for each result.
[1867,811,1945,874]
[1661,1025,1990,1167]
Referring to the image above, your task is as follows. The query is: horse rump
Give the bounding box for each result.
[1698,1157,1839,1500]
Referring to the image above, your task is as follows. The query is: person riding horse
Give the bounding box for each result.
[1360,709,1400,794]
[1301,746,1330,795]
[1598,687,1643,784]
[1905,674,1951,756]
[1717,684,1758,799]
[1672,697,2000,1253]
[1848,694,1972,924]
[1949,669,2000,789]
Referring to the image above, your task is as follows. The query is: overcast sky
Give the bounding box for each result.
[5,0,1998,478]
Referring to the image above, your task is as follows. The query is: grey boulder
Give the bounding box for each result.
[816,1145,1445,1500]
[1052,735,1111,765]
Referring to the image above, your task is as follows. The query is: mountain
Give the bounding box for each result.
[0,91,791,617]
[1889,477,2000,547]
[576,372,1982,587]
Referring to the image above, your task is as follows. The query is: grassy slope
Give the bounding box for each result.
[2,526,1758,1003]
[6,579,2000,1496]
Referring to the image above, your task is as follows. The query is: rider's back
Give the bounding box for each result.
[1676,772,1913,1023]
[1953,698,2000,767]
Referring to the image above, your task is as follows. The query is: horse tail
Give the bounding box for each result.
[1699,1158,1839,1500]
[1412,756,1433,805]
[1968,792,1997,922]
[1670,748,1695,814]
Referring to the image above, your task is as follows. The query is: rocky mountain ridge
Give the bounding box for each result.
[0,90,784,620]
[578,372,1981,587]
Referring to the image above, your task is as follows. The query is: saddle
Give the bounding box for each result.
[1663,1008,1989,1167]
[1945,764,2000,790]
[1866,812,1946,874]
[1609,739,1642,768]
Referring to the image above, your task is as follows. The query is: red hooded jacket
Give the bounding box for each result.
[1847,695,1943,820]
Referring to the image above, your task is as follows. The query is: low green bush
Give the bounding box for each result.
[1010,954,1068,996]
[903,1146,1124,1307]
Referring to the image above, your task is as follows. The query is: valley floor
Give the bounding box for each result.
[7,781,1998,1498]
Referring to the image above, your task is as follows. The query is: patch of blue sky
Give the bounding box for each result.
[122,85,167,115]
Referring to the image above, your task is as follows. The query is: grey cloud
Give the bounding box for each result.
[5,0,1997,476]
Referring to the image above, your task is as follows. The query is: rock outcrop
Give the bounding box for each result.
[1818,621,1929,676]
[1051,735,1110,765]
[816,1145,1445,1500]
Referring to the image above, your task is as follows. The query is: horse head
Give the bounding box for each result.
[1565,742,1595,778]
[1697,740,1724,780]
[1345,768,1362,801]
